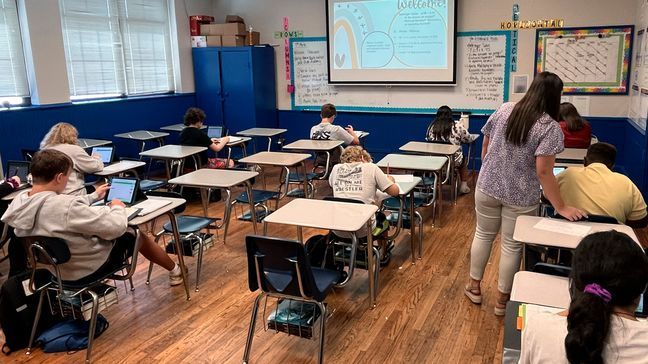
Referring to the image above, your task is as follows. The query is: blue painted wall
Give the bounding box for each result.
[0,94,196,163]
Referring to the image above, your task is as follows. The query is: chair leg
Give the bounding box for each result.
[416,212,423,260]
[243,293,264,364]
[26,289,46,355]
[128,277,135,291]
[195,236,204,292]
[85,290,100,364]
[146,261,154,285]
[316,302,327,364]
[372,246,380,297]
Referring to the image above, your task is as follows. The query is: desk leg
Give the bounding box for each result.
[436,171,443,228]
[301,162,309,198]
[165,211,191,300]
[297,226,303,243]
[365,224,377,308]
[246,181,258,234]
[450,157,457,204]
[410,189,416,265]
[221,189,232,244]
[226,147,232,168]
[266,137,272,152]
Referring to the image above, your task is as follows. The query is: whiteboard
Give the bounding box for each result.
[290,31,511,114]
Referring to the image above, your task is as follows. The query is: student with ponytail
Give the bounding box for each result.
[520,231,648,363]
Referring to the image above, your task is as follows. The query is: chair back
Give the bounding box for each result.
[23,236,71,292]
[246,235,320,300]
[145,190,187,214]
[426,139,452,145]
[323,196,364,204]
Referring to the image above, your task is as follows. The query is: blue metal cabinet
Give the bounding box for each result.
[192,46,277,132]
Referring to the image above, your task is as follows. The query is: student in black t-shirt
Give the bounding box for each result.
[180,108,233,169]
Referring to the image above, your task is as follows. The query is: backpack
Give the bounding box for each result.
[36,315,109,353]
[304,234,346,281]
[0,271,63,355]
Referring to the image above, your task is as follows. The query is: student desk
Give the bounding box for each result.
[376,154,448,226]
[94,160,146,178]
[114,130,170,154]
[283,139,345,178]
[555,162,583,168]
[78,138,112,149]
[168,169,259,243]
[510,271,570,309]
[556,148,587,163]
[514,216,639,269]
[236,127,287,153]
[238,151,311,199]
[128,196,192,300]
[390,177,423,264]
[263,198,380,308]
[159,123,206,132]
[224,136,252,167]
[399,141,461,203]
[139,145,206,178]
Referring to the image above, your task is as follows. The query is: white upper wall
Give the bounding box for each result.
[213,0,636,117]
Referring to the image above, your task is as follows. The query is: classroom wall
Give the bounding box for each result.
[213,0,635,117]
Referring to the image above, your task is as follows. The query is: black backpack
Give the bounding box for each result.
[0,271,63,355]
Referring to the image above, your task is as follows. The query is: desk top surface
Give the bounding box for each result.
[168,168,258,188]
[115,130,169,140]
[264,198,378,231]
[283,139,344,151]
[514,216,638,249]
[239,151,310,166]
[78,138,112,148]
[399,141,461,155]
[237,128,287,137]
[128,196,186,226]
[510,271,570,309]
[95,160,146,176]
[159,123,207,132]
[376,153,448,171]
[556,148,587,161]
[139,145,206,159]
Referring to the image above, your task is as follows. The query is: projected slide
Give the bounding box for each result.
[333,0,448,70]
[326,0,456,84]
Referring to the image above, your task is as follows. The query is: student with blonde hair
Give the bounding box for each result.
[40,122,103,196]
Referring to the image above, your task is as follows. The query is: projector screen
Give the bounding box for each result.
[326,0,457,84]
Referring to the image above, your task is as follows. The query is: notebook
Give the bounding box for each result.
[91,146,115,165]
[105,177,171,219]
[6,161,31,189]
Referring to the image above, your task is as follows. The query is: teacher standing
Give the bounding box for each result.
[464,72,585,315]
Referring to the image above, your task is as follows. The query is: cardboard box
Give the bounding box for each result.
[222,35,246,47]
[189,15,214,36]
[225,15,244,24]
[245,31,260,45]
[206,35,222,47]
[191,36,207,48]
[201,23,246,36]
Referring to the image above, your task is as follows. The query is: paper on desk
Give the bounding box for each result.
[390,174,414,183]
[533,219,591,237]
[518,303,563,331]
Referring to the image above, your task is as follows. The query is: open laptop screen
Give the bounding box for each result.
[105,178,138,205]
[6,161,30,181]
[553,167,566,176]
[207,126,223,138]
[91,146,114,164]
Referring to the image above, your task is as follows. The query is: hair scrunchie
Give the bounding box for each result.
[583,283,612,303]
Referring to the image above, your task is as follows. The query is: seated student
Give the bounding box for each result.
[556,142,647,227]
[310,103,359,145]
[328,146,399,264]
[559,102,591,148]
[40,122,103,196]
[1,150,184,285]
[520,230,648,363]
[425,105,476,194]
[180,107,233,169]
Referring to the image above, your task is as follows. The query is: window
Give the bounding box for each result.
[60,0,174,99]
[0,0,29,106]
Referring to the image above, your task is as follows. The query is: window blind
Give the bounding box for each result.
[60,0,174,99]
[0,0,29,99]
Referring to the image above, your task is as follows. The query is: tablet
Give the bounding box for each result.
[636,291,647,318]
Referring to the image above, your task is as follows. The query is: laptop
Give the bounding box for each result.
[636,286,648,318]
[104,177,172,219]
[207,126,243,143]
[6,161,31,189]
[552,166,566,176]
[91,146,115,165]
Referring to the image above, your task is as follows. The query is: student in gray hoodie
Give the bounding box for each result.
[40,122,104,196]
[2,149,184,285]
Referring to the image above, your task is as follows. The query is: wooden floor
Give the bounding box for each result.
[2,168,646,364]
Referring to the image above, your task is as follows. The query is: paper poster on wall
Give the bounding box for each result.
[512,75,528,94]
[644,28,648,66]
[535,26,634,94]
[571,96,591,116]
[630,84,641,120]
[639,88,648,131]
[637,29,645,65]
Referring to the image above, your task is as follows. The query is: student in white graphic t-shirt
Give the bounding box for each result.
[328,146,399,265]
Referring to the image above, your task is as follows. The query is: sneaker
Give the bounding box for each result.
[169,264,185,286]
[460,185,471,194]
[372,220,390,236]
